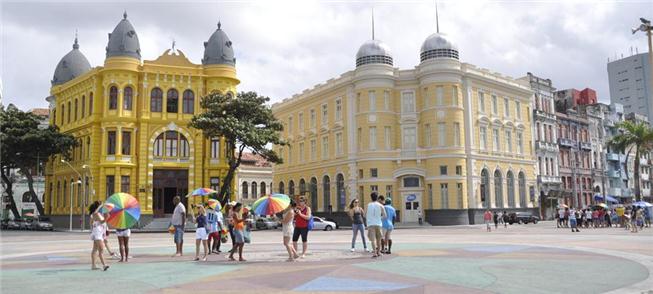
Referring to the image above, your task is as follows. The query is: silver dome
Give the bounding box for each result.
[52,37,91,86]
[202,22,235,66]
[420,33,459,62]
[106,12,141,59]
[355,39,393,67]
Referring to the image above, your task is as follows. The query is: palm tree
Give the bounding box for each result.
[608,121,653,201]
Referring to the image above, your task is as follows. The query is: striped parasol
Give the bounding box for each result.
[105,192,141,229]
[251,194,291,216]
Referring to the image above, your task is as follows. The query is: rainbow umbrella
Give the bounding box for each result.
[207,199,222,210]
[100,202,116,214]
[188,187,218,197]
[105,192,141,229]
[252,194,290,216]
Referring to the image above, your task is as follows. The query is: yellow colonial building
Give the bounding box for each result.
[44,12,238,227]
[272,30,538,225]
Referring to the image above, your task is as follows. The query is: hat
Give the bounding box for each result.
[385,197,392,205]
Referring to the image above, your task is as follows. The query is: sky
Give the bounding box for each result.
[1,0,652,110]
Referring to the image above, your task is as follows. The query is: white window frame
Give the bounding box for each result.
[310,139,316,160]
[298,112,304,130]
[478,91,485,112]
[436,86,444,106]
[504,97,510,117]
[383,90,390,110]
[288,116,293,134]
[335,98,342,121]
[401,91,416,113]
[437,122,446,147]
[310,109,316,128]
[493,128,500,152]
[299,142,305,162]
[492,95,498,115]
[369,90,376,112]
[321,104,328,126]
[480,127,487,150]
[517,132,524,154]
[321,136,329,159]
[453,122,461,146]
[336,132,343,155]
[403,127,417,149]
[515,101,521,119]
[424,124,432,147]
[505,130,512,153]
[369,126,377,151]
[452,86,459,106]
[384,126,392,150]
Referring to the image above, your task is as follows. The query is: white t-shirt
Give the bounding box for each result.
[366,202,383,227]
[585,210,592,219]
[171,203,186,226]
[569,209,577,220]
[558,209,565,218]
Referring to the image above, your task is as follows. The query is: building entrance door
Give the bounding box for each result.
[153,169,188,218]
[402,192,422,223]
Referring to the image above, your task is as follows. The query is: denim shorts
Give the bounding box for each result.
[233,229,245,244]
[174,225,184,244]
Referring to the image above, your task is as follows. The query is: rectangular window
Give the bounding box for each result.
[165,135,177,157]
[310,109,316,128]
[504,97,510,117]
[492,95,498,114]
[424,124,432,147]
[428,183,433,209]
[120,176,130,193]
[288,145,292,164]
[380,127,389,151]
[478,91,485,112]
[298,112,304,130]
[436,86,444,106]
[310,139,316,160]
[480,127,487,150]
[356,94,361,113]
[402,92,415,113]
[369,126,377,150]
[335,99,342,121]
[456,165,462,175]
[321,136,329,159]
[121,131,131,155]
[403,177,420,187]
[371,185,378,193]
[107,131,116,155]
[403,127,416,149]
[299,142,305,161]
[288,116,293,134]
[440,165,448,175]
[438,123,446,147]
[517,132,524,154]
[452,86,459,106]
[369,90,376,112]
[505,130,512,152]
[457,183,463,208]
[384,91,390,110]
[493,129,500,151]
[440,183,449,209]
[210,177,220,192]
[211,138,220,159]
[386,185,393,199]
[335,133,343,155]
[453,122,461,146]
[321,104,328,125]
[515,101,521,119]
[359,169,364,179]
[370,168,378,178]
[358,128,363,151]
[106,175,115,197]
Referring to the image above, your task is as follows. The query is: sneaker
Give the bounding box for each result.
[365,248,371,252]
[350,248,355,252]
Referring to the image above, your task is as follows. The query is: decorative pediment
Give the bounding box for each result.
[146,49,197,68]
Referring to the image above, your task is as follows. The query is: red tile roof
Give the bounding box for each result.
[240,152,271,167]
[29,108,49,117]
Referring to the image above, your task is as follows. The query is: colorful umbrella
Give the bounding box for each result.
[188,188,217,197]
[105,192,141,229]
[100,202,116,214]
[252,194,291,216]
[633,201,653,207]
[207,199,222,211]
[595,203,609,209]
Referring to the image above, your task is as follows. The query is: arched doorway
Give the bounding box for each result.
[336,174,345,211]
[507,171,515,207]
[494,170,503,208]
[323,175,331,212]
[289,180,295,196]
[299,178,306,195]
[278,181,285,194]
[310,177,318,211]
[481,169,490,208]
[241,181,249,199]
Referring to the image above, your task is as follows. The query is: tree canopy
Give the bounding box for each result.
[608,120,653,201]
[189,91,286,204]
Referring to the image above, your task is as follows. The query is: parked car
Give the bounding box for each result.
[508,212,540,224]
[324,217,340,229]
[311,217,336,231]
[31,217,54,231]
[255,218,280,230]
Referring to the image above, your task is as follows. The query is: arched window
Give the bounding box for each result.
[310,177,318,211]
[81,95,86,118]
[183,90,194,114]
[519,172,527,207]
[67,101,71,123]
[109,86,118,110]
[123,86,133,110]
[260,182,266,196]
[299,179,306,194]
[507,171,515,207]
[481,169,490,208]
[167,89,179,113]
[322,175,331,212]
[242,181,249,199]
[289,180,295,196]
[336,174,345,211]
[153,131,190,159]
[150,88,163,112]
[251,181,258,198]
[52,110,56,126]
[494,170,503,208]
[89,92,94,115]
[61,104,65,125]
[74,99,78,121]
[87,137,91,158]
[278,181,285,194]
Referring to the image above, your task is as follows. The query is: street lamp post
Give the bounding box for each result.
[61,159,83,231]
[82,164,94,231]
[632,17,653,118]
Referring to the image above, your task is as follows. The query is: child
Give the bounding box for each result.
[282,201,298,261]
[228,203,246,262]
[189,204,209,261]
[89,201,109,271]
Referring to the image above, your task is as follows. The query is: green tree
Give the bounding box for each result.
[189,91,286,204]
[608,120,653,201]
[0,104,77,218]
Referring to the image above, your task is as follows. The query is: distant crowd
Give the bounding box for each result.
[556,205,651,233]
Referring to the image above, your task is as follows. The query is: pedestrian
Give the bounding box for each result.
[281,200,298,261]
[586,209,593,228]
[366,192,386,258]
[502,211,509,228]
[417,210,423,225]
[116,227,131,262]
[102,213,119,260]
[636,207,644,231]
[493,211,499,229]
[89,201,109,271]
[189,204,209,261]
[644,207,651,228]
[225,202,236,254]
[557,207,565,228]
[348,198,368,252]
[228,203,246,261]
[616,205,625,227]
[206,203,221,254]
[171,196,186,257]
[292,196,312,259]
[484,209,492,232]
[606,209,613,228]
[381,197,396,254]
[569,207,580,232]
[564,207,570,228]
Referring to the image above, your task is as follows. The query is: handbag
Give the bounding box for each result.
[307,215,314,231]
[168,224,176,234]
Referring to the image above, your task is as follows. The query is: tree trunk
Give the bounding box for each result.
[1,167,21,219]
[634,147,641,201]
[21,167,45,215]
[217,141,246,206]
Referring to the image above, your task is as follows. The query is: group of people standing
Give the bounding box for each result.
[483,210,510,232]
[348,192,396,257]
[557,205,651,233]
[88,200,131,271]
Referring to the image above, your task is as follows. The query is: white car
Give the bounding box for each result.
[311,216,336,231]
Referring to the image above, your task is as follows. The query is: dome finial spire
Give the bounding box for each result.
[123,10,128,19]
[73,29,79,50]
[435,1,440,33]
[371,8,375,40]
[218,20,222,30]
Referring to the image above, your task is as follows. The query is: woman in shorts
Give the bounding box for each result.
[116,228,131,262]
[189,204,209,261]
[281,200,298,261]
[228,203,246,262]
[89,201,109,271]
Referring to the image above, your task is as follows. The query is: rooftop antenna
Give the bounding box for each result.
[371,8,375,40]
[435,1,440,33]
[172,38,176,52]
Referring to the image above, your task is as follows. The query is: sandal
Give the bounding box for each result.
[103,265,110,271]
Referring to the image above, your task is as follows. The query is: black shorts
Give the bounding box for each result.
[292,227,309,243]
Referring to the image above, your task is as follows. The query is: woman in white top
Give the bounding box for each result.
[281,200,298,261]
[89,201,109,271]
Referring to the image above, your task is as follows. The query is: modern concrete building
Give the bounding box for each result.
[608,52,653,124]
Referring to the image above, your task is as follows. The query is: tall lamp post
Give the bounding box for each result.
[82,164,94,231]
[61,159,83,231]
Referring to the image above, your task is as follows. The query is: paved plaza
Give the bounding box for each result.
[1,222,652,294]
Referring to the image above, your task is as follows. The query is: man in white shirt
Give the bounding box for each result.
[171,196,186,257]
[366,192,386,258]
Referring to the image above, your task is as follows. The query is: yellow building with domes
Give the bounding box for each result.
[44,12,238,227]
[272,28,538,225]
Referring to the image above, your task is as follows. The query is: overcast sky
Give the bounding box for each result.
[1,0,652,110]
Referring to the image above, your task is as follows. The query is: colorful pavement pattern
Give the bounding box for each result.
[1,224,652,294]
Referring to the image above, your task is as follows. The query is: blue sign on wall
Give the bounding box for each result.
[406,194,417,202]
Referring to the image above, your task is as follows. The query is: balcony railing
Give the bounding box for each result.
[558,138,575,148]
[540,175,562,184]
[536,140,559,152]
[579,142,591,150]
[534,109,556,120]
